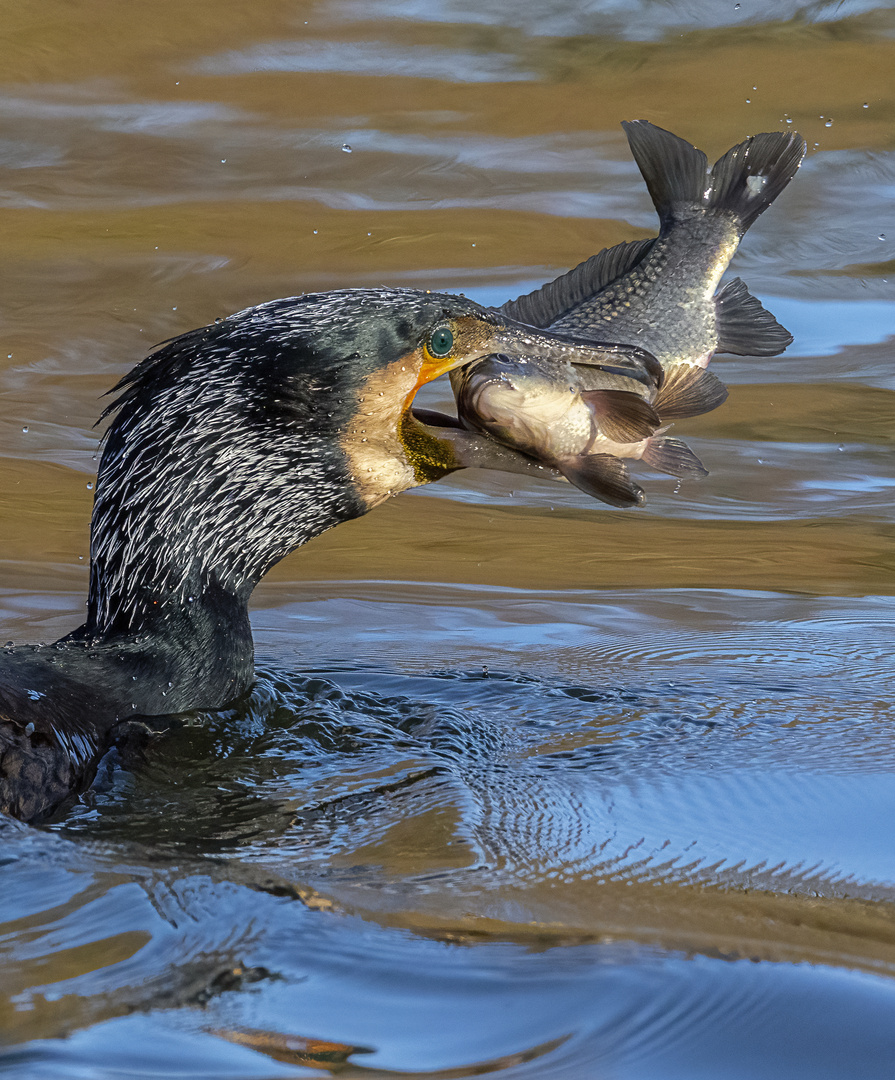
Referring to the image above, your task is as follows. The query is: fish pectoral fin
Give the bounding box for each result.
[558,453,644,508]
[715,277,794,356]
[653,364,729,420]
[579,389,661,442]
[641,436,709,478]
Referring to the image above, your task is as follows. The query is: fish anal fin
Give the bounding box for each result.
[500,239,655,329]
[558,453,644,508]
[716,277,794,356]
[653,364,729,420]
[579,389,661,442]
[641,436,708,478]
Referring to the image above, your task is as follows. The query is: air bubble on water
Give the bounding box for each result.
[21,426,28,433]
[221,159,226,163]
[734,3,740,8]
[341,144,352,153]
[863,102,869,108]
[837,444,845,452]
[879,233,886,241]
[313,229,318,235]
[825,119,833,127]
[673,480,682,495]
[745,99,750,104]
[86,482,93,490]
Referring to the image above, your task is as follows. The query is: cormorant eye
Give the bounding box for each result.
[427,325,454,359]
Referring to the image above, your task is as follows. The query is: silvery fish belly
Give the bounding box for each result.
[453,350,722,507]
[453,119,807,508]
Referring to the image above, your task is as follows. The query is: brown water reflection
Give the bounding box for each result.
[2,1,895,1078]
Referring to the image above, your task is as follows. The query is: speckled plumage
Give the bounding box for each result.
[2,286,651,821]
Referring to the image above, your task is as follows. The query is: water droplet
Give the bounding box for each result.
[86,482,93,490]
[341,143,352,153]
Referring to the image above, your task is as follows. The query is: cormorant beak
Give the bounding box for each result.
[476,319,664,386]
[413,315,663,394]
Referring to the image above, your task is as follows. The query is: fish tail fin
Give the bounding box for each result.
[715,277,794,356]
[558,454,644,508]
[641,436,709,479]
[653,363,729,420]
[621,120,710,216]
[621,120,806,233]
[707,130,807,231]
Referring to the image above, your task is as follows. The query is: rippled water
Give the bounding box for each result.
[2,1,895,1077]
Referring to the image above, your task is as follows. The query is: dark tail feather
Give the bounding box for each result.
[621,120,806,233]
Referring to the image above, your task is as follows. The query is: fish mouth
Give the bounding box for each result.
[476,319,663,387]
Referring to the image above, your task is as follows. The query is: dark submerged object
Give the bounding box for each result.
[0,288,659,822]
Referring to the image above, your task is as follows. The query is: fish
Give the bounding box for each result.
[447,120,807,507]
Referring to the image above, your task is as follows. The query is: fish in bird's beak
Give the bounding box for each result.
[409,311,664,399]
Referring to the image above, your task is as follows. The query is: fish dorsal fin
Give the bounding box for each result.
[653,363,729,420]
[579,389,661,442]
[715,277,793,356]
[621,120,709,216]
[557,453,644,508]
[500,238,656,329]
[641,436,708,478]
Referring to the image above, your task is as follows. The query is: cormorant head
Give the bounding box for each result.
[86,287,657,637]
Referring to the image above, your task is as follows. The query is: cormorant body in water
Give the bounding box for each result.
[0,288,660,821]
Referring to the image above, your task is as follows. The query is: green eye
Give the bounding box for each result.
[427,325,454,359]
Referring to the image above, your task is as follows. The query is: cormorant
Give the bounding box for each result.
[0,287,659,821]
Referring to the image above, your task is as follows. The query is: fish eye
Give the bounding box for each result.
[427,325,454,359]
